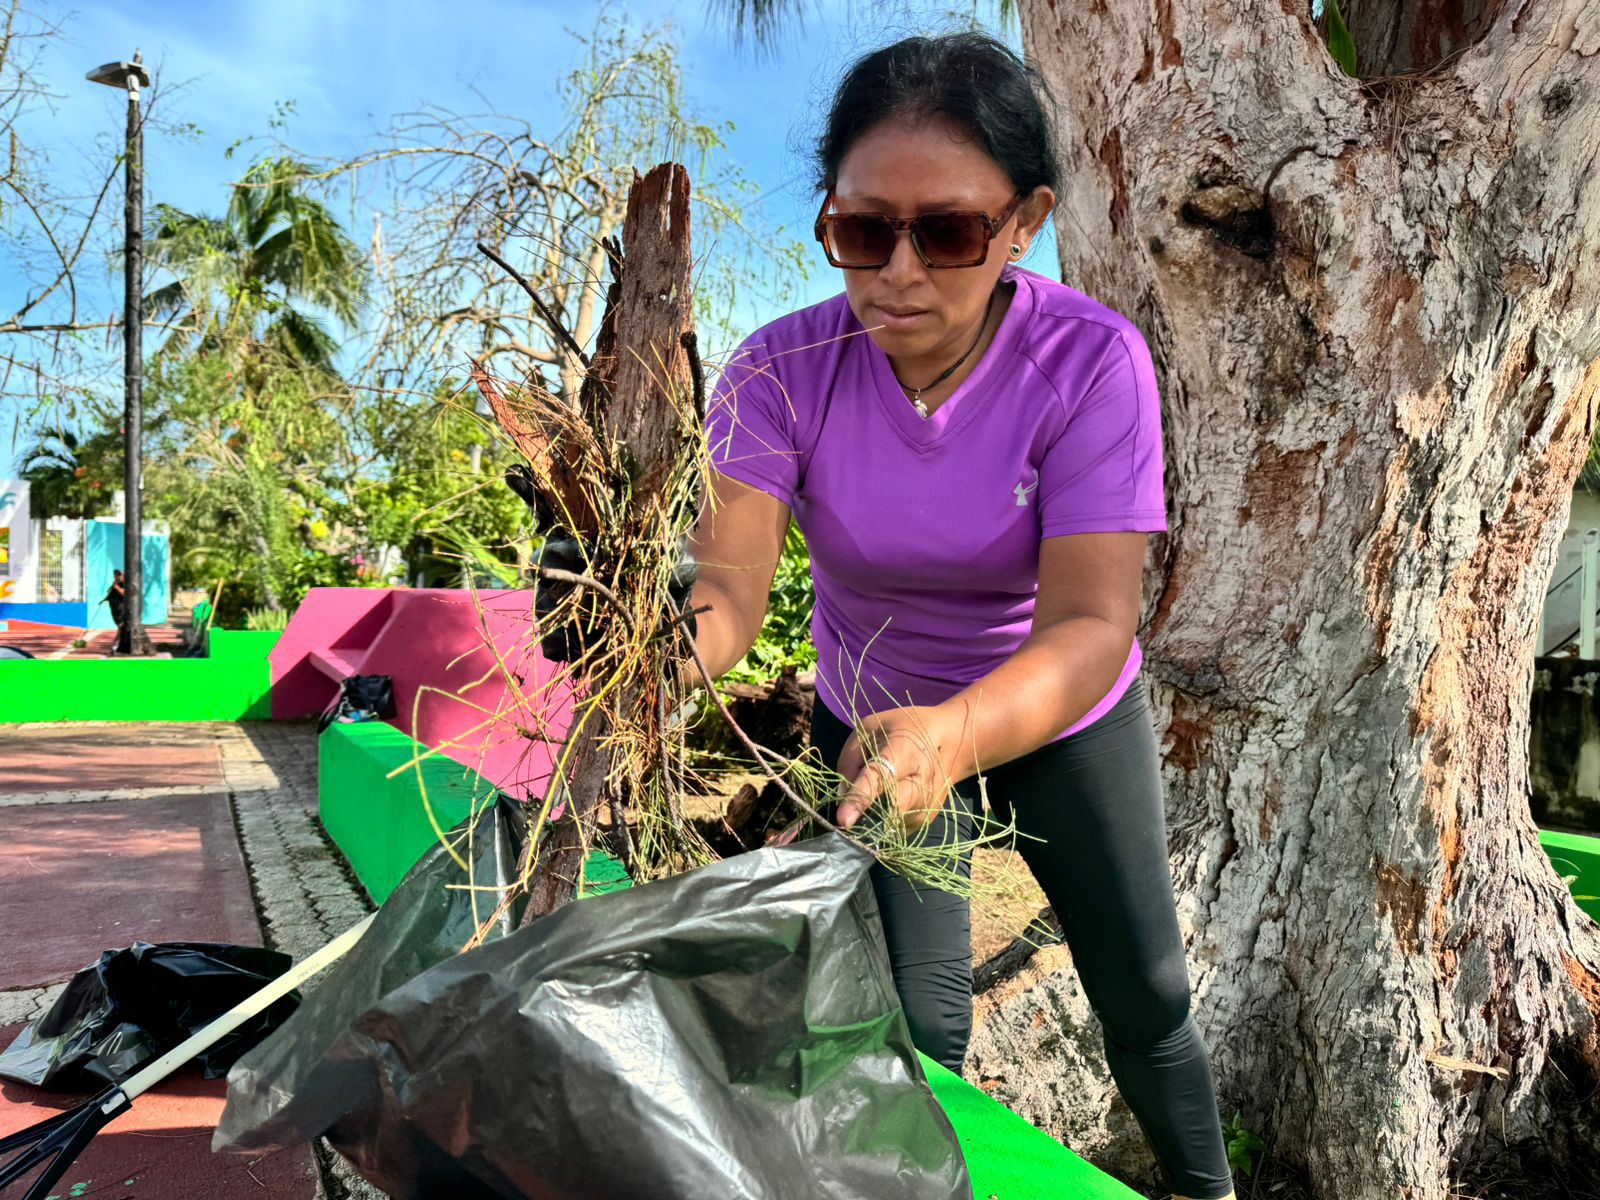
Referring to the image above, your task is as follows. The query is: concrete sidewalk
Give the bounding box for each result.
[0,721,373,1199]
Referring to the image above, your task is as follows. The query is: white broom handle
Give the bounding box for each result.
[116,913,376,1104]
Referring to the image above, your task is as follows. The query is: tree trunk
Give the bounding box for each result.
[978,2,1600,1194]
[1338,0,1501,76]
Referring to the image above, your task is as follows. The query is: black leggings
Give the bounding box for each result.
[809,675,1235,1199]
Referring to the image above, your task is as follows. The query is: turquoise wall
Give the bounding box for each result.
[85,521,169,629]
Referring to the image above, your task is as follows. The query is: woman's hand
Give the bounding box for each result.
[835,706,963,832]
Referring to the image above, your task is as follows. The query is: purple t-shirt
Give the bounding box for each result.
[705,266,1168,740]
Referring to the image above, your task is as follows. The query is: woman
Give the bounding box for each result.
[688,32,1236,1200]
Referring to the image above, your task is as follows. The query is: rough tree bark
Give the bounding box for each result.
[971,2,1600,1195]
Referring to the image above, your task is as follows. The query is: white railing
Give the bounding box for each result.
[1543,529,1600,658]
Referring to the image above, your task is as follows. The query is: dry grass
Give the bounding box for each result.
[972,846,1049,964]
[682,767,1047,965]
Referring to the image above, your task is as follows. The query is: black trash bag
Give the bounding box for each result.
[0,942,298,1089]
[318,673,396,731]
[215,804,971,1200]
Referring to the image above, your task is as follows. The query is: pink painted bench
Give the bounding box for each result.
[272,588,573,803]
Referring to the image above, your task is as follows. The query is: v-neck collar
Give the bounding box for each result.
[862,266,1033,452]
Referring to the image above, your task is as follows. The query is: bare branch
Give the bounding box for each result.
[475,239,591,371]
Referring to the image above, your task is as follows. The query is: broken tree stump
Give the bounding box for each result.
[475,162,697,921]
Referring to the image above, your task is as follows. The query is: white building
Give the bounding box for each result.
[0,480,169,629]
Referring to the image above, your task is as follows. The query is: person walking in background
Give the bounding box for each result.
[105,569,129,655]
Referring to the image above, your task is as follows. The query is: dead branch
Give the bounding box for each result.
[475,239,591,372]
[468,359,598,535]
[532,564,635,638]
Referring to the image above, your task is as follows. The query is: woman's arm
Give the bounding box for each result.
[836,531,1150,828]
[677,471,792,686]
[937,530,1148,778]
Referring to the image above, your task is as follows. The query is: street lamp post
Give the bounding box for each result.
[87,51,152,656]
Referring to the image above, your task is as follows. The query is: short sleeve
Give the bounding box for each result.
[703,333,802,508]
[1037,328,1168,538]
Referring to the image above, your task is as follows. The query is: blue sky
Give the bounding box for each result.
[4,0,1055,463]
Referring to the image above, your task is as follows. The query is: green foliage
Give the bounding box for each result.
[211,580,264,632]
[243,605,290,631]
[146,359,522,605]
[16,418,123,519]
[147,155,371,371]
[723,522,817,684]
[1223,1112,1267,1176]
[344,389,526,589]
[1579,434,1600,493]
[1322,0,1357,76]
[144,343,358,606]
[140,153,392,609]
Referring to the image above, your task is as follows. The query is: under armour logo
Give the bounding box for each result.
[1014,469,1039,507]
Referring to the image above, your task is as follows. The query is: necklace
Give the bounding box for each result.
[893,290,997,419]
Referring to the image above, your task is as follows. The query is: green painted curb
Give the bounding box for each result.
[921,1057,1141,1199]
[0,658,273,721]
[209,629,282,659]
[1541,829,1600,921]
[319,722,496,903]
[318,722,633,904]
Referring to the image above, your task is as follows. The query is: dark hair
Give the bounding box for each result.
[815,33,1059,197]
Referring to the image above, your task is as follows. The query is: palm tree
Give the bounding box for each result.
[147,156,369,373]
[145,158,371,610]
[16,423,122,520]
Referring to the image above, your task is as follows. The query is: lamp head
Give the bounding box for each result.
[86,52,149,90]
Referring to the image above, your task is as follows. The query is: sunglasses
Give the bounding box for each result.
[814,192,1026,269]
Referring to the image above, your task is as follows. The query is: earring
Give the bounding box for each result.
[1010,243,1023,257]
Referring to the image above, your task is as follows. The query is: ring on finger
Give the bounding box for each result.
[866,754,897,781]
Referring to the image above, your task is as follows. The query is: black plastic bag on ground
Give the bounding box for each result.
[215,802,970,1200]
[318,673,396,731]
[0,942,297,1088]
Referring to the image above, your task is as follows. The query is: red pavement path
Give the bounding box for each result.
[0,722,313,1196]
[0,727,224,795]
[0,621,188,659]
[0,1034,316,1198]
[0,793,263,990]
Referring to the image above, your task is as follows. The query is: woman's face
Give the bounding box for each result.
[829,115,1053,368]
